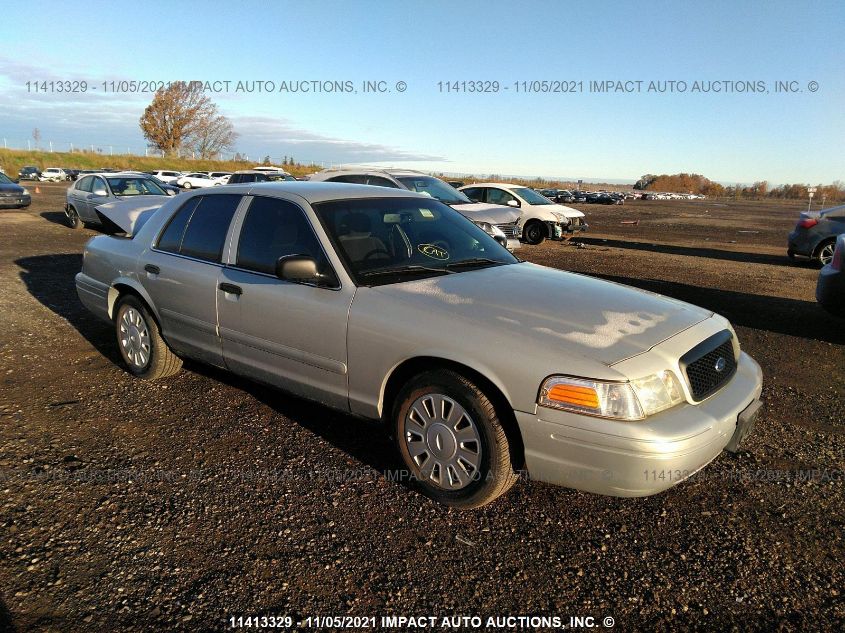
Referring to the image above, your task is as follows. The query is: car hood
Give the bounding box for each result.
[95,196,169,235]
[448,202,520,224]
[0,183,25,194]
[372,263,712,365]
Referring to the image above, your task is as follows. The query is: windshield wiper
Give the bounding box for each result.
[359,264,453,279]
[445,258,508,271]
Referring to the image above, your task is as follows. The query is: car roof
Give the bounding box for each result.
[219,181,429,203]
[459,182,525,188]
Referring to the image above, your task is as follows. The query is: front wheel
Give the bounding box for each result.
[114,295,182,379]
[393,370,518,508]
[523,220,546,245]
[182,182,192,189]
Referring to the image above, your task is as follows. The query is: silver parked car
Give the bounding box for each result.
[76,182,763,508]
[65,172,171,230]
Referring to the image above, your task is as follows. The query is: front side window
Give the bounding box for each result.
[76,176,93,192]
[235,196,334,283]
[460,187,484,202]
[157,194,240,262]
[91,177,109,195]
[327,175,367,185]
[485,188,517,206]
[365,176,400,188]
[313,197,517,286]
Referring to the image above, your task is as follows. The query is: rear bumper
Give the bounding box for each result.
[515,351,763,497]
[787,230,814,257]
[75,272,112,323]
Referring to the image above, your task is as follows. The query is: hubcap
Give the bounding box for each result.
[403,393,482,490]
[820,243,835,265]
[118,307,151,368]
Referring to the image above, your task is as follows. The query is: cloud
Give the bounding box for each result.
[0,56,448,164]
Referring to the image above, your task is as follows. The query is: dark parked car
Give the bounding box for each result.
[18,165,41,180]
[816,234,845,317]
[227,170,297,184]
[788,204,845,266]
[0,172,32,208]
[63,168,80,181]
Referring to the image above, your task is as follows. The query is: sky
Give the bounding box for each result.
[1,0,843,184]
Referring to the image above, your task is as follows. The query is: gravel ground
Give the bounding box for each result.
[1,183,843,632]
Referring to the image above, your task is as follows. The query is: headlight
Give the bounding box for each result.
[550,211,569,223]
[475,221,506,239]
[21,188,30,195]
[538,371,685,420]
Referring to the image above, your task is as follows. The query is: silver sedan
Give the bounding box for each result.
[76,182,763,507]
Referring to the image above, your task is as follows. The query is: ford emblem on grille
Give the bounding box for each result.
[714,357,727,373]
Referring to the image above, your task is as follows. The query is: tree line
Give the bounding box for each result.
[635,173,844,202]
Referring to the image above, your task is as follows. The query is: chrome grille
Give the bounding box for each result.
[680,330,737,401]
[494,222,521,239]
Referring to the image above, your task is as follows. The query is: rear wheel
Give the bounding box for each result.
[523,220,546,245]
[114,295,182,379]
[815,239,836,267]
[66,206,82,229]
[182,182,192,189]
[393,370,518,508]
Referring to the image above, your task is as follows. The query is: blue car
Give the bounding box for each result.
[788,204,845,266]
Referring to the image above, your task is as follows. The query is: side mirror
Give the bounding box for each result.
[276,255,319,282]
[165,189,176,196]
[92,188,108,197]
[506,199,520,208]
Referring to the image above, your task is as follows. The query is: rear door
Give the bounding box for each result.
[79,176,110,222]
[217,195,354,409]
[139,193,243,367]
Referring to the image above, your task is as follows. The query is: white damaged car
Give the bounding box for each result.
[75,182,763,508]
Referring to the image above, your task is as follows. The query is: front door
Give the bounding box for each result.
[217,195,354,409]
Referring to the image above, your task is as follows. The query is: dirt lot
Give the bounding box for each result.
[1,182,843,632]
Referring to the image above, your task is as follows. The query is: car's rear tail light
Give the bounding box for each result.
[832,242,843,271]
[798,217,818,229]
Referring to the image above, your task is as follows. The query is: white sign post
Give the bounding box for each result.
[808,187,817,213]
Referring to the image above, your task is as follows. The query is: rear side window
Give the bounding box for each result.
[157,194,240,262]
[365,176,399,188]
[461,187,484,202]
[327,175,367,184]
[157,197,201,253]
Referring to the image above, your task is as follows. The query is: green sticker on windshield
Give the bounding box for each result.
[418,243,450,260]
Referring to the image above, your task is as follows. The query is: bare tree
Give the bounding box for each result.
[139,82,235,157]
[192,112,238,159]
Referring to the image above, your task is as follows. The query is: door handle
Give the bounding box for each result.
[219,282,242,296]
[144,264,160,275]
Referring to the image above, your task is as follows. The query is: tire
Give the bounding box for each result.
[66,206,82,230]
[814,239,836,267]
[114,295,182,380]
[787,249,795,260]
[523,220,546,245]
[182,182,192,189]
[392,369,518,508]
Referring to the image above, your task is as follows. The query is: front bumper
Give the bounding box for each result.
[816,265,845,317]
[0,194,31,208]
[515,351,763,497]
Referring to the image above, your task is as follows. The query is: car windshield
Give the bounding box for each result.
[512,187,553,205]
[106,177,166,196]
[0,173,13,184]
[395,176,473,205]
[313,197,517,286]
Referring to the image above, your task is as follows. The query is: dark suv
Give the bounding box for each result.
[227,170,296,185]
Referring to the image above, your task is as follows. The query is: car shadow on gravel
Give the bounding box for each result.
[186,361,405,480]
[596,274,845,345]
[15,254,121,365]
[580,237,816,268]
[0,597,17,633]
[40,211,70,227]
